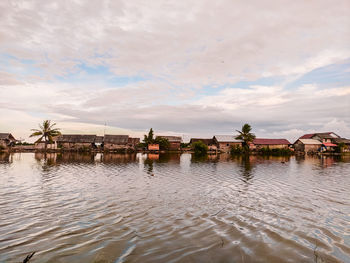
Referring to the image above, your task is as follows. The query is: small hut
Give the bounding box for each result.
[293,139,322,153]
[103,135,129,151]
[156,136,182,150]
[190,138,217,151]
[213,135,242,152]
[0,133,17,149]
[250,138,290,150]
[56,135,97,150]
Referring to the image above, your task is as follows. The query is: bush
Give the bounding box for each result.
[335,142,345,153]
[192,141,208,155]
[230,145,245,155]
[154,137,170,150]
[258,147,293,156]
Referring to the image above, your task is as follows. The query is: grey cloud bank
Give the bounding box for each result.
[0,0,349,141]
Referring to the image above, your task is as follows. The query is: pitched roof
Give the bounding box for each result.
[312,132,340,139]
[253,138,291,145]
[332,138,350,144]
[213,135,242,143]
[0,133,16,140]
[56,134,97,143]
[299,133,314,139]
[156,136,182,142]
[297,139,322,145]
[128,137,140,145]
[104,135,129,144]
[190,138,214,145]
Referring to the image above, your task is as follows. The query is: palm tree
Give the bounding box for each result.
[235,123,256,151]
[30,120,61,151]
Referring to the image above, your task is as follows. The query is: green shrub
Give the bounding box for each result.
[258,147,292,156]
[154,137,170,150]
[192,141,208,155]
[230,145,245,155]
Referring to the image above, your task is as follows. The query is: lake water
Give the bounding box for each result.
[0,153,349,263]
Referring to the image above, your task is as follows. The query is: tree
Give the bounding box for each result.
[30,120,61,152]
[154,137,170,150]
[192,141,208,155]
[235,123,256,151]
[143,128,155,145]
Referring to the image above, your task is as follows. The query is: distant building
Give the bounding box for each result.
[296,132,350,152]
[56,135,98,150]
[190,138,217,151]
[0,133,17,149]
[213,135,242,152]
[103,135,129,151]
[250,138,290,150]
[293,139,322,153]
[156,136,182,150]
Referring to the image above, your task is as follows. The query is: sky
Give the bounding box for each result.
[0,0,349,143]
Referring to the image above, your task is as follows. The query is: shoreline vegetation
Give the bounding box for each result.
[1,121,349,156]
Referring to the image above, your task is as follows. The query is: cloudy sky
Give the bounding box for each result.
[0,0,349,142]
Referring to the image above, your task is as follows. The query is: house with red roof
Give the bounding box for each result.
[249,138,291,150]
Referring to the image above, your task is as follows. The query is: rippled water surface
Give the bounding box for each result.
[0,153,350,263]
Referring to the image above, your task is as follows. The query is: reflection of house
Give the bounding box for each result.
[293,139,322,153]
[190,138,217,151]
[250,138,290,150]
[0,133,17,149]
[156,136,182,150]
[56,135,98,150]
[213,135,242,152]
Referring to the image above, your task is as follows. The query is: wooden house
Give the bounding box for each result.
[293,139,322,153]
[0,133,17,149]
[56,135,97,150]
[190,138,217,151]
[103,135,129,151]
[156,136,182,150]
[213,135,242,152]
[250,138,290,150]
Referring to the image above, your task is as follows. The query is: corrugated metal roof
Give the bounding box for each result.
[298,139,322,145]
[0,133,16,140]
[323,143,337,147]
[299,133,314,139]
[156,136,182,142]
[253,138,290,145]
[190,138,214,145]
[104,135,129,144]
[56,134,97,143]
[214,135,242,143]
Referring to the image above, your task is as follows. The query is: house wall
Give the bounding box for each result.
[0,140,7,148]
[35,142,57,150]
[58,142,93,150]
[208,145,218,151]
[148,144,160,151]
[293,141,304,152]
[104,143,131,150]
[218,142,242,152]
[304,144,321,153]
[254,144,289,150]
[169,142,181,150]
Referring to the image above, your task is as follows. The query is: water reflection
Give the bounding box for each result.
[1,153,349,263]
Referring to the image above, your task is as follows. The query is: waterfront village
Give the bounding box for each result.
[1,122,350,155]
